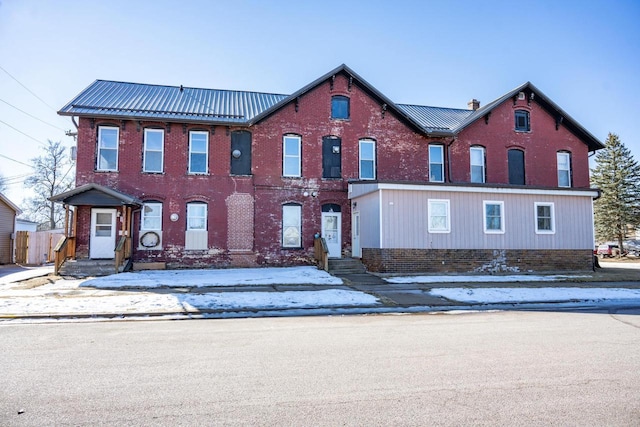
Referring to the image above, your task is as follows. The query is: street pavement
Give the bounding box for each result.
[0,263,639,321]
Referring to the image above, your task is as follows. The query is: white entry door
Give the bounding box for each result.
[322,212,341,258]
[352,211,361,258]
[90,208,117,259]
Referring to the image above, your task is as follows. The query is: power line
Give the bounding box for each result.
[0,98,66,131]
[0,64,57,111]
[0,118,48,147]
[0,152,33,168]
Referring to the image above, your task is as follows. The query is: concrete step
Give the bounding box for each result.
[328,258,367,275]
[59,259,119,278]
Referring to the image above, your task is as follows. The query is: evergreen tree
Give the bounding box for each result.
[23,140,75,230]
[591,133,640,253]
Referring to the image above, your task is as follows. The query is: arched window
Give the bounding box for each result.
[508,149,525,185]
[470,146,486,183]
[331,96,350,119]
[557,151,572,187]
[514,110,530,132]
[282,203,302,248]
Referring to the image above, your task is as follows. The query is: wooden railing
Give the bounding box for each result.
[314,237,329,271]
[53,236,75,275]
[114,235,131,274]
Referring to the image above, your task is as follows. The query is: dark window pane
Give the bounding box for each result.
[331,96,349,119]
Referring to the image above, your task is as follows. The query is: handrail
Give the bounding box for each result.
[53,236,72,275]
[114,235,131,274]
[314,237,329,271]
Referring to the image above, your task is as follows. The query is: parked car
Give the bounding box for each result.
[597,243,621,258]
[624,240,640,257]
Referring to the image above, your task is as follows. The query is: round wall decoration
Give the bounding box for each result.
[140,231,160,248]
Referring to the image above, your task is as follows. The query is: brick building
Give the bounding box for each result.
[52,64,603,273]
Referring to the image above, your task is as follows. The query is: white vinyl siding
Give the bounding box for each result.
[143,129,164,173]
[429,145,444,182]
[189,131,208,174]
[97,126,119,171]
[535,202,555,234]
[428,199,450,233]
[359,139,376,180]
[283,135,301,177]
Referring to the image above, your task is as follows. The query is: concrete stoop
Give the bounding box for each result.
[328,258,367,275]
[58,259,120,278]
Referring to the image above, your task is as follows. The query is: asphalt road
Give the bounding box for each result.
[2,311,639,426]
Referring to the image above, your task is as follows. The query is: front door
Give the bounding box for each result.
[352,211,361,258]
[90,208,117,259]
[322,211,341,258]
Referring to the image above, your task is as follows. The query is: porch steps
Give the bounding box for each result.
[328,258,367,275]
[58,259,120,278]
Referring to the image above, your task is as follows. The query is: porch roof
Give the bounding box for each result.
[49,183,141,207]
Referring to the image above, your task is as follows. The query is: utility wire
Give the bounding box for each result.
[0,64,58,111]
[0,152,34,168]
[0,118,48,147]
[0,98,66,131]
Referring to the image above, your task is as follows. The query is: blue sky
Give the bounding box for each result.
[1,0,639,206]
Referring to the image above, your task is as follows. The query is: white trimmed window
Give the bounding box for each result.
[141,202,162,230]
[283,135,301,177]
[470,146,486,183]
[189,131,208,174]
[143,129,164,173]
[428,199,450,233]
[359,139,376,180]
[557,152,571,187]
[483,201,505,234]
[282,204,302,248]
[97,126,119,171]
[535,202,555,234]
[429,145,444,182]
[187,203,207,231]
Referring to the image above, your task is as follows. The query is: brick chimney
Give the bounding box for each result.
[468,99,480,111]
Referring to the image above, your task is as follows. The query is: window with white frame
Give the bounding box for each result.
[97,126,119,171]
[189,131,208,174]
[187,203,207,231]
[141,202,162,230]
[143,129,164,173]
[282,204,302,248]
[557,152,571,187]
[535,202,555,234]
[470,146,486,183]
[359,139,376,180]
[428,199,450,233]
[283,135,301,177]
[429,145,444,182]
[483,201,504,233]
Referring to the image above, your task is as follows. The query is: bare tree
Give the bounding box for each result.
[24,140,75,230]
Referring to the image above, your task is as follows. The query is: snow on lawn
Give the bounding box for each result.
[82,266,343,288]
[386,274,589,284]
[0,289,378,315]
[430,287,640,303]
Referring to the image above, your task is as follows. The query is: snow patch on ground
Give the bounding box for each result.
[430,287,640,303]
[386,274,590,284]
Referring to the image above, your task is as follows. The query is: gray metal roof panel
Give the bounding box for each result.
[59,80,288,124]
[396,104,474,131]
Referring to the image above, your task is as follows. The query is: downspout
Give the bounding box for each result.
[446,136,457,183]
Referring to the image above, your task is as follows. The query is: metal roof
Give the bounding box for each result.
[59,80,288,124]
[396,104,474,132]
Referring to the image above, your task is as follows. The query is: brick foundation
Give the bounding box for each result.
[362,248,594,273]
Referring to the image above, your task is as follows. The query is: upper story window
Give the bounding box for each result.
[143,129,164,173]
[428,199,450,233]
[359,139,376,180]
[508,149,525,185]
[535,202,555,234]
[331,96,350,120]
[429,145,444,183]
[282,203,302,248]
[283,134,301,177]
[189,131,208,174]
[470,146,486,183]
[515,110,530,132]
[483,201,505,234]
[141,202,162,231]
[557,152,572,187]
[97,126,119,171]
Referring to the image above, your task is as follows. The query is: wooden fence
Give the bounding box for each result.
[14,230,65,265]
